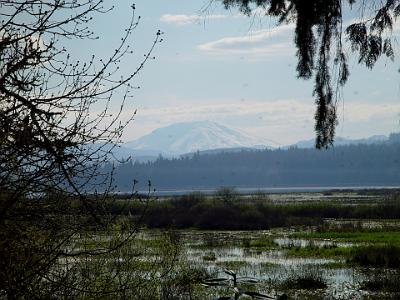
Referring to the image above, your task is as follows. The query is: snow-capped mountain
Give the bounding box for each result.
[124,120,272,155]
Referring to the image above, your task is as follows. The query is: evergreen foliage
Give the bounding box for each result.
[218,0,398,148]
[110,140,400,190]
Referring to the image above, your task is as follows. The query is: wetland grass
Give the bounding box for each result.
[360,271,400,293]
[242,237,278,248]
[279,268,328,290]
[350,244,400,268]
[115,191,400,230]
[202,252,217,261]
[287,244,351,258]
[291,231,400,245]
[215,260,251,270]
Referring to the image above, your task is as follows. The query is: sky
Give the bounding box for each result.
[74,0,400,146]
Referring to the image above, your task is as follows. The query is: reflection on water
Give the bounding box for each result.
[145,186,400,196]
[187,247,337,267]
[174,230,389,299]
[142,228,400,299]
[273,237,354,248]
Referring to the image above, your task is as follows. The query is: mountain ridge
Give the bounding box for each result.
[291,134,389,148]
[108,139,400,191]
[116,121,399,160]
[124,120,273,155]
[122,121,396,156]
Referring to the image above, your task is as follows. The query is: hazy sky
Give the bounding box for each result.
[78,1,400,145]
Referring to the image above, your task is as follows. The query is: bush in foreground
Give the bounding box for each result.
[351,245,400,268]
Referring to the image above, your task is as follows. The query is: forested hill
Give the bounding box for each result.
[107,136,400,191]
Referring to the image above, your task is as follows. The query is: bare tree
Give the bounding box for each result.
[0,1,165,297]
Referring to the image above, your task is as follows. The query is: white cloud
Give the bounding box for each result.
[122,99,400,144]
[343,102,400,122]
[123,99,311,144]
[160,14,227,26]
[197,24,295,57]
[137,99,311,121]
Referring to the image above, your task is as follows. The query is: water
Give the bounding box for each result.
[179,230,350,296]
[137,185,400,196]
[169,228,400,299]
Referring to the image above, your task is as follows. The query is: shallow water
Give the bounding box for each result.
[145,186,400,196]
[273,237,355,248]
[172,228,400,299]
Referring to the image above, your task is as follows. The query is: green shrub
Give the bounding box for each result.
[202,252,216,261]
[280,268,327,290]
[360,271,400,292]
[215,187,239,204]
[351,245,400,268]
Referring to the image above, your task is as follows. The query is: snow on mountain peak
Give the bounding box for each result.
[124,120,270,155]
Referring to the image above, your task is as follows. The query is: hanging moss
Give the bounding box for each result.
[219,0,398,148]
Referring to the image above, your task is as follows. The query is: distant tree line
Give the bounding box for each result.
[108,134,400,191]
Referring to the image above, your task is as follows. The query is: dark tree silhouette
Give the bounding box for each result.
[216,0,398,148]
[0,1,163,297]
[116,138,400,190]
